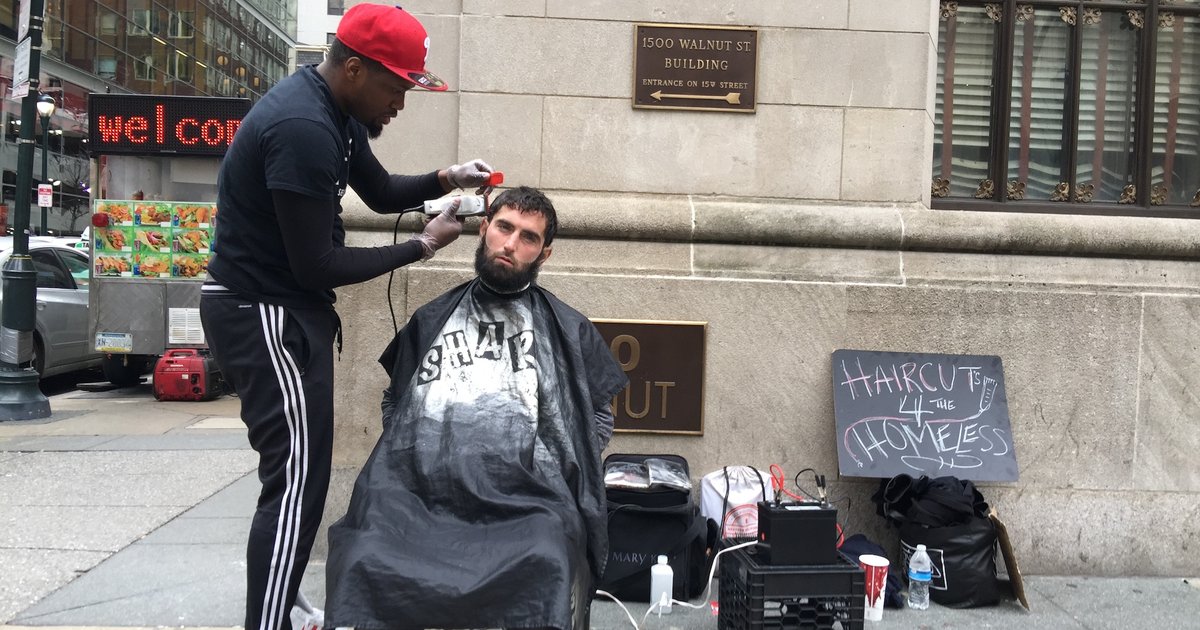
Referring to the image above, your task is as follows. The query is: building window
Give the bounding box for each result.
[328,0,343,16]
[135,54,155,81]
[933,1,1200,215]
[169,11,194,38]
[128,9,157,36]
[168,51,193,82]
[97,56,117,80]
[99,11,118,35]
[327,32,337,46]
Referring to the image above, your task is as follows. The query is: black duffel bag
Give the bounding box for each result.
[597,454,715,602]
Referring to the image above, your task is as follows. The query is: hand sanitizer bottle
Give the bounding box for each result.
[649,555,673,614]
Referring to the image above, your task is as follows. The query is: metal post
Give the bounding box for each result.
[40,116,48,235]
[0,0,51,421]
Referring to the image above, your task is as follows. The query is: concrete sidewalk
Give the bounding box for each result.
[2,383,1199,629]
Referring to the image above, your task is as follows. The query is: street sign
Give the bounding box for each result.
[13,38,31,89]
[18,0,30,41]
[37,183,51,207]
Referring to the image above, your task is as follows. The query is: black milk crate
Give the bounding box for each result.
[718,547,865,630]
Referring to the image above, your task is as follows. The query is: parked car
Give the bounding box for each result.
[0,236,101,377]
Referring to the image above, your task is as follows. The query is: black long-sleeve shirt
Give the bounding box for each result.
[208,65,445,308]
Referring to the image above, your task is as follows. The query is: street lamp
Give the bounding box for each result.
[0,0,51,420]
[36,94,55,236]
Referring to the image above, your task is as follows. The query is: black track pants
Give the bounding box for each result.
[200,292,337,630]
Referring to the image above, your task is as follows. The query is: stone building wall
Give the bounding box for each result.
[318,1,1200,576]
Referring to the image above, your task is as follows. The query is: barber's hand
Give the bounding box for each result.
[412,198,464,260]
[445,159,494,193]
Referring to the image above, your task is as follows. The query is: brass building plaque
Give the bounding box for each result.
[593,319,706,435]
[632,23,758,113]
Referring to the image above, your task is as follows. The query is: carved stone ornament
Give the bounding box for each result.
[1007,180,1027,200]
[932,177,951,198]
[1191,190,1200,208]
[1073,183,1095,203]
[975,179,995,199]
[1016,5,1035,22]
[1060,6,1076,26]
[1151,184,1168,206]
[1160,13,1176,29]
[1128,10,1144,29]
[1119,184,1136,204]
[940,1,958,20]
[985,4,1003,22]
[1050,182,1071,201]
[1082,8,1102,26]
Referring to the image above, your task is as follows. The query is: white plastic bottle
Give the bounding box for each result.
[907,544,932,610]
[649,555,673,614]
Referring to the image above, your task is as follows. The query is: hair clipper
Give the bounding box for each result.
[423,171,505,217]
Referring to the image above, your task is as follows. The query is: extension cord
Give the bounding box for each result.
[424,195,487,217]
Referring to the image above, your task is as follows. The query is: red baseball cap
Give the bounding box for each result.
[336,4,448,91]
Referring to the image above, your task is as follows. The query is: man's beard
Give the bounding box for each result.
[366,121,383,139]
[475,240,542,293]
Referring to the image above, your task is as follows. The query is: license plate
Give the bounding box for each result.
[95,332,133,353]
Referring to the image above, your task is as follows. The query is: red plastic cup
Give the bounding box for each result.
[859,554,889,622]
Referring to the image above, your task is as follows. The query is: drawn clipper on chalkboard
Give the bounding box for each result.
[979,376,997,413]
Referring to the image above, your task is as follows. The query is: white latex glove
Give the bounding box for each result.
[446,159,494,191]
[412,198,463,260]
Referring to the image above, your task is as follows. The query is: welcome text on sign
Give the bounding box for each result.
[87,94,250,157]
[94,104,241,148]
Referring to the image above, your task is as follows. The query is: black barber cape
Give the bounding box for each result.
[325,279,627,630]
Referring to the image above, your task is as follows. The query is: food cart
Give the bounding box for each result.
[85,94,249,386]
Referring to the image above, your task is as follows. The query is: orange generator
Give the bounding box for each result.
[153,348,224,401]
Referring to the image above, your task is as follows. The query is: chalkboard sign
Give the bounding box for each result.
[831,349,1018,482]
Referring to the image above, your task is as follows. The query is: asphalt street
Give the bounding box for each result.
[1,373,1198,630]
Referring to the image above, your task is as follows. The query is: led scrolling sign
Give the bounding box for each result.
[87,94,251,156]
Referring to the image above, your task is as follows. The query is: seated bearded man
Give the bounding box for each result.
[325,186,627,630]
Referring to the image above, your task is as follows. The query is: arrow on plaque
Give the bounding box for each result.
[650,90,741,105]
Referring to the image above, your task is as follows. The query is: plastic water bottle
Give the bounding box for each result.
[907,544,932,610]
[649,555,673,614]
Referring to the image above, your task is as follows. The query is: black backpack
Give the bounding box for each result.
[597,454,716,602]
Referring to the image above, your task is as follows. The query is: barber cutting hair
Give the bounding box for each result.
[199,5,493,629]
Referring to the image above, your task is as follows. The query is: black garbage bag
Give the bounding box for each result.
[900,517,1003,608]
[872,474,989,527]
[873,474,1003,608]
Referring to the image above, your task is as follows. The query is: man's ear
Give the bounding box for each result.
[537,246,553,265]
[478,218,489,237]
[345,57,367,83]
